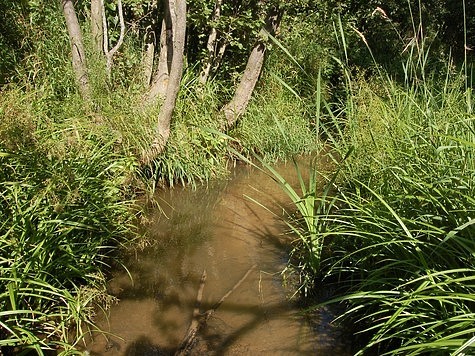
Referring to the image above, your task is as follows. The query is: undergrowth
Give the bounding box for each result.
[311,72,475,355]
[0,88,137,353]
[0,30,322,352]
[263,22,475,355]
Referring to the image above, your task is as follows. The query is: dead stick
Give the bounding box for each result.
[204,264,257,321]
[175,264,257,356]
[191,270,207,330]
[175,270,207,356]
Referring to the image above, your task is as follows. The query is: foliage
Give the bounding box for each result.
[5,0,475,353]
[265,22,475,353]
[316,72,475,354]
[232,71,320,162]
[310,0,475,78]
[187,0,264,76]
[0,1,74,95]
[0,89,137,353]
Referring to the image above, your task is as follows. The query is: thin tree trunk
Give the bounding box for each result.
[102,1,109,54]
[222,42,266,126]
[199,0,222,84]
[105,0,126,78]
[222,6,283,127]
[142,0,186,162]
[212,39,227,74]
[154,0,186,149]
[62,0,90,100]
[142,27,156,86]
[91,0,103,55]
[147,10,173,103]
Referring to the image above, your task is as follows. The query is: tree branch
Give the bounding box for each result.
[174,265,256,356]
[102,0,109,55]
[105,0,126,77]
[199,0,223,84]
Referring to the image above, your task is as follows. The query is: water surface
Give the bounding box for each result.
[87,160,351,355]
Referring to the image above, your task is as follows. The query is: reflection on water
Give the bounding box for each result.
[86,160,352,355]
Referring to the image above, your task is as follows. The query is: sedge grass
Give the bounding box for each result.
[254,10,475,355]
[317,56,475,355]
[0,121,136,353]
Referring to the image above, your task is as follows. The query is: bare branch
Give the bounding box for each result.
[106,0,126,76]
[175,265,256,356]
[91,0,104,54]
[199,0,223,84]
[102,0,109,55]
[142,27,156,86]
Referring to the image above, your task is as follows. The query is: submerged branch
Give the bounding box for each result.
[175,264,257,356]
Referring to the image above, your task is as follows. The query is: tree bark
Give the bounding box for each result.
[154,0,186,149]
[212,40,227,75]
[198,0,223,85]
[142,27,156,86]
[147,7,173,103]
[222,6,283,127]
[142,0,186,162]
[140,2,159,87]
[62,0,90,100]
[222,42,266,127]
[91,0,103,55]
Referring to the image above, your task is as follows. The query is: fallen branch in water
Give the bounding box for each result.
[175,264,257,356]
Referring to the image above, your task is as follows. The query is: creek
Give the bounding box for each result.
[86,160,352,355]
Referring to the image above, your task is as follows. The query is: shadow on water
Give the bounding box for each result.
[86,158,353,355]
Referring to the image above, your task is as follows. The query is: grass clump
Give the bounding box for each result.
[0,145,136,353]
[0,89,137,353]
[150,77,231,186]
[316,72,475,354]
[258,23,475,354]
[232,73,320,162]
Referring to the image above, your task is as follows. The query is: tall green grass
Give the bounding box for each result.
[259,16,475,355]
[232,73,321,162]
[315,69,475,354]
[0,59,322,352]
[0,90,137,353]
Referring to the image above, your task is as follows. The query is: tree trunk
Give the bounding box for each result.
[62,0,90,100]
[91,0,103,55]
[222,6,283,127]
[146,14,172,103]
[222,43,266,127]
[142,0,186,162]
[140,2,159,87]
[142,27,156,86]
[154,0,186,149]
[198,0,222,84]
[212,39,227,75]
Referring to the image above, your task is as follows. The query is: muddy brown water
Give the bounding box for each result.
[86,159,352,355]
